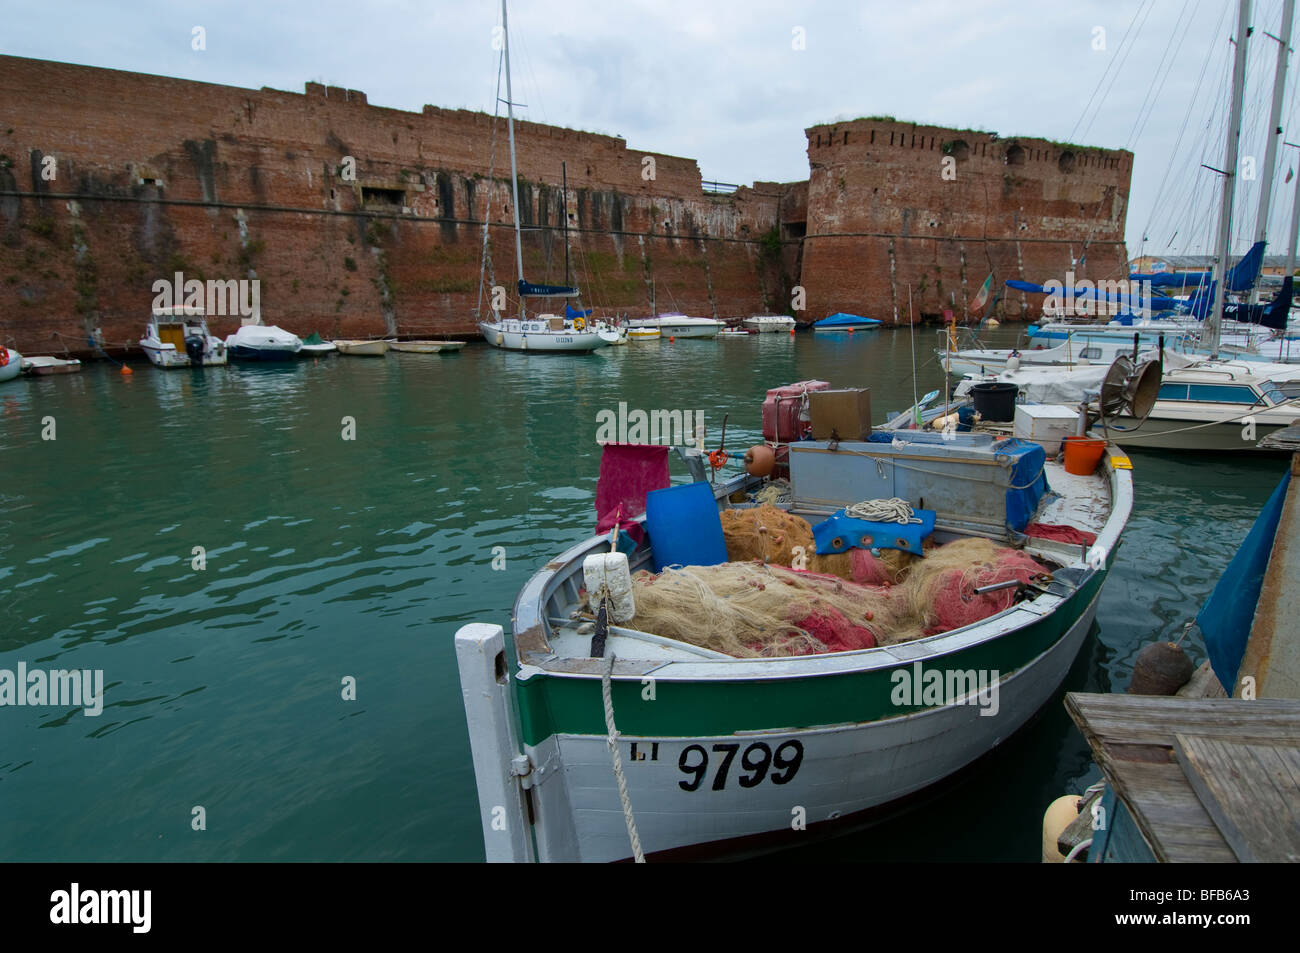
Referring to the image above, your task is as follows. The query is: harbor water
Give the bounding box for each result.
[0,327,1285,861]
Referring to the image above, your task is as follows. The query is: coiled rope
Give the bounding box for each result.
[601,653,645,863]
[845,498,923,524]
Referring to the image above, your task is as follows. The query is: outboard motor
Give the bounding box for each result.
[184,335,206,366]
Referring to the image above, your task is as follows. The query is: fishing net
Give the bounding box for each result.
[720,504,814,566]
[621,536,1050,658]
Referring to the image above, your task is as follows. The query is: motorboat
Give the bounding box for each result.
[225,324,302,361]
[627,326,661,341]
[628,313,723,339]
[141,305,227,367]
[813,312,883,331]
[743,315,796,333]
[0,346,21,384]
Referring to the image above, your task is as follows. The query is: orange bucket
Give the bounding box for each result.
[1062,436,1106,475]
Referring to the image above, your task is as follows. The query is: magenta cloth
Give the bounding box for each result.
[595,444,671,544]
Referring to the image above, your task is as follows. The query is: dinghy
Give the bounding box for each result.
[333,339,388,356]
[21,356,82,375]
[814,312,883,332]
[298,332,338,356]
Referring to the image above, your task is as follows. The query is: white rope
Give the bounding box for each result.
[845,498,923,524]
[601,652,645,863]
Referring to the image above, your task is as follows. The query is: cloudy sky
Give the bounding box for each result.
[5,0,1299,263]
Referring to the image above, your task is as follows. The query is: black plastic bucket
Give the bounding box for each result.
[970,382,1019,422]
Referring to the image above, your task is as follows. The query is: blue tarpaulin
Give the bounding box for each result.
[565,304,593,318]
[999,439,1049,533]
[1196,469,1291,693]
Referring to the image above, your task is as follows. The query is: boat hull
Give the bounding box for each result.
[228,344,298,362]
[0,349,21,383]
[141,338,228,367]
[512,578,1103,862]
[334,340,389,356]
[479,322,608,352]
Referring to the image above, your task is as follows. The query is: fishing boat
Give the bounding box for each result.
[0,346,21,384]
[627,327,661,341]
[813,312,883,332]
[744,315,796,333]
[455,380,1134,862]
[225,324,302,361]
[476,2,609,355]
[628,313,723,339]
[333,339,388,356]
[298,332,338,356]
[21,356,82,375]
[141,305,227,367]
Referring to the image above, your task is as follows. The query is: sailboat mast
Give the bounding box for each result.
[563,160,570,286]
[1255,0,1294,252]
[502,0,525,302]
[1209,0,1254,357]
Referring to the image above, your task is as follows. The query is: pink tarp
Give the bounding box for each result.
[595,444,670,544]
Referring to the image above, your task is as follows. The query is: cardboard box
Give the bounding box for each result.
[1013,404,1078,456]
[810,388,872,441]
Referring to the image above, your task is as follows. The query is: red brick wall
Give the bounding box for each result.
[0,55,787,354]
[799,119,1132,323]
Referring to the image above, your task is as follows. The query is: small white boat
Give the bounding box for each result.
[0,347,21,384]
[297,332,337,356]
[628,327,661,341]
[630,313,723,339]
[718,327,756,337]
[21,356,82,375]
[141,306,227,367]
[744,315,796,333]
[333,339,389,356]
[226,325,302,361]
[387,340,466,353]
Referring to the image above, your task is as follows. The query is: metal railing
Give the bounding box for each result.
[702,180,740,194]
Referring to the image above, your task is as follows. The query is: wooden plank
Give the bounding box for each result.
[1104,761,1237,863]
[1174,734,1300,863]
[1066,694,1300,748]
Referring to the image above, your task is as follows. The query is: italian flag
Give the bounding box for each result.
[969,273,993,313]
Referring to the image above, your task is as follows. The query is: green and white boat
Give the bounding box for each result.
[456,394,1133,862]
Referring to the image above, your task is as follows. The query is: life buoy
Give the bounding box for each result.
[573,317,586,331]
[0,348,8,367]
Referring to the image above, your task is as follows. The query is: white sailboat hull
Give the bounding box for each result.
[479,321,609,352]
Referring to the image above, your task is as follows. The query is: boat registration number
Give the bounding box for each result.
[672,739,804,792]
[556,337,574,343]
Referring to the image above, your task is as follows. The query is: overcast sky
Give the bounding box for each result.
[5,0,1300,265]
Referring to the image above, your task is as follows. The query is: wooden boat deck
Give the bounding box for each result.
[1065,692,1300,862]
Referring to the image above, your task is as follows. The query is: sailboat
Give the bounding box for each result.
[477,1,608,353]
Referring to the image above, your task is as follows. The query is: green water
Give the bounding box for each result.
[0,329,1286,861]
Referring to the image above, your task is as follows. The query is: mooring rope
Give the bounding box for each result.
[845,498,923,524]
[601,652,645,863]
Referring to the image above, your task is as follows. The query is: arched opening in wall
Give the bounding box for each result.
[944,139,970,161]
[1059,151,1076,173]
[1005,144,1026,166]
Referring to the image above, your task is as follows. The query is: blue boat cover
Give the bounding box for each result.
[565,303,594,318]
[1129,241,1266,293]
[1196,469,1291,692]
[998,439,1049,533]
[644,481,729,572]
[1003,279,1180,313]
[815,312,882,327]
[812,508,937,556]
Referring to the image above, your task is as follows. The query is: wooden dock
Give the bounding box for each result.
[1065,693,1300,862]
